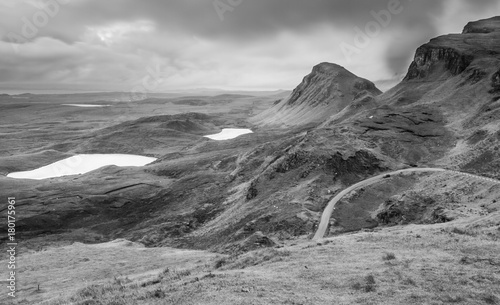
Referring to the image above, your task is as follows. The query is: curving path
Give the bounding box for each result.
[313,168,500,240]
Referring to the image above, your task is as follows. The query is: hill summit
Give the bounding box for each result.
[251,62,381,126]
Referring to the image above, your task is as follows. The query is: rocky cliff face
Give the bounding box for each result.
[374,16,500,177]
[404,17,500,82]
[404,46,474,80]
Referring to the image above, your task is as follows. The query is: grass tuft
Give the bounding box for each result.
[382,252,397,261]
[351,274,376,293]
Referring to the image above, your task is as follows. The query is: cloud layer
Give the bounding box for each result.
[0,0,499,93]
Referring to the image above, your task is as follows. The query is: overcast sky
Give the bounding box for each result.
[0,0,499,94]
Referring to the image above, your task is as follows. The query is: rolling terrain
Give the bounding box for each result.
[1,16,500,305]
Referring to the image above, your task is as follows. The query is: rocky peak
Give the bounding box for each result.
[251,62,381,126]
[311,62,351,76]
[287,62,380,107]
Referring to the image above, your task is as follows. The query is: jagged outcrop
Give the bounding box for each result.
[251,62,381,126]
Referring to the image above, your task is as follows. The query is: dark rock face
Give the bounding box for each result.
[227,231,277,253]
[467,130,488,145]
[245,231,276,248]
[376,195,452,225]
[463,16,500,34]
[462,67,488,85]
[404,17,500,82]
[354,80,378,91]
[491,70,500,93]
[324,151,383,178]
[275,151,310,173]
[271,149,383,180]
[404,45,474,80]
[246,180,259,200]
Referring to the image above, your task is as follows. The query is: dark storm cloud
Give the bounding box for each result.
[2,0,446,75]
[0,0,499,92]
[12,0,468,71]
[14,0,447,42]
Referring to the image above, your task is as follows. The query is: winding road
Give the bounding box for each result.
[313,168,500,240]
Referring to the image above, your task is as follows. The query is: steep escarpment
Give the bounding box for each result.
[404,45,474,81]
[316,17,500,236]
[404,17,500,82]
[334,17,500,175]
[251,63,381,126]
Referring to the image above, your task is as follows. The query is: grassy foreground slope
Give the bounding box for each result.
[4,216,499,305]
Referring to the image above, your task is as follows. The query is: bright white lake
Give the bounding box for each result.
[62,104,111,108]
[7,154,157,180]
[203,128,253,140]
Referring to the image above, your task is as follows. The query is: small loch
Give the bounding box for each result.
[7,154,157,180]
[203,128,253,140]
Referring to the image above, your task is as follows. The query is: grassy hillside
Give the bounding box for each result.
[4,216,499,305]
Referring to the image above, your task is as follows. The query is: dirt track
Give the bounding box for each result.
[312,168,498,240]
